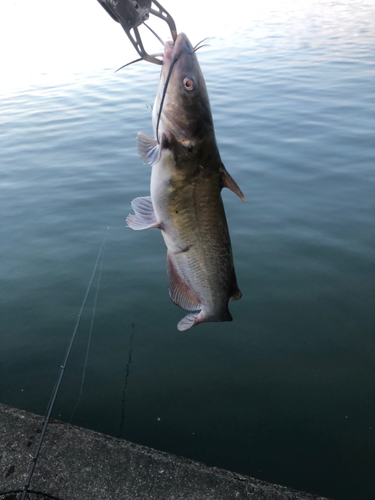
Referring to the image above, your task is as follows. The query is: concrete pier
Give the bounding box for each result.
[0,403,330,500]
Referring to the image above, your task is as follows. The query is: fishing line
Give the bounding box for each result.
[156,52,181,143]
[19,228,110,500]
[69,234,108,424]
[118,323,136,438]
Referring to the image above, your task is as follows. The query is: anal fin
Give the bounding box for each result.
[167,251,201,312]
[126,196,160,230]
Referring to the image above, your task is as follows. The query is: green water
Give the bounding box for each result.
[0,2,374,498]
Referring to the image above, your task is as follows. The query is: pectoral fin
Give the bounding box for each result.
[221,165,246,203]
[137,132,160,166]
[167,252,201,312]
[126,196,160,230]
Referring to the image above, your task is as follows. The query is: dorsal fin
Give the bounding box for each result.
[221,165,246,203]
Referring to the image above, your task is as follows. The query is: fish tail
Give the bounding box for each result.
[177,312,200,331]
[177,307,233,331]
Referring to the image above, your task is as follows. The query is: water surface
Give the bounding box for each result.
[0,2,374,499]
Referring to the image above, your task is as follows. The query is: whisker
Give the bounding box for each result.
[115,58,143,72]
[193,37,211,51]
[144,22,165,46]
[192,44,210,54]
[115,53,163,72]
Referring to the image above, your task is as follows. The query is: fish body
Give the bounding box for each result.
[127,33,245,331]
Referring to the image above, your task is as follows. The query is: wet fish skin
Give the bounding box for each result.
[127,33,245,331]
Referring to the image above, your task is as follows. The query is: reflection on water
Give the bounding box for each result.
[0,1,374,499]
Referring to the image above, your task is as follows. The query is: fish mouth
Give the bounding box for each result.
[163,33,190,67]
[161,33,192,77]
[164,40,174,62]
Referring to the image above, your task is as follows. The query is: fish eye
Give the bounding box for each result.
[183,77,195,91]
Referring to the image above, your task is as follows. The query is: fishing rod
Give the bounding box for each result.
[16,228,109,500]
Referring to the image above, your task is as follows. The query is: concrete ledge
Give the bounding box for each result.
[0,404,330,500]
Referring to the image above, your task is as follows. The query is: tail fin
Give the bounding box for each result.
[177,312,200,331]
[177,307,233,331]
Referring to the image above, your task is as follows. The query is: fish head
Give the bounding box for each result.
[153,33,215,152]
